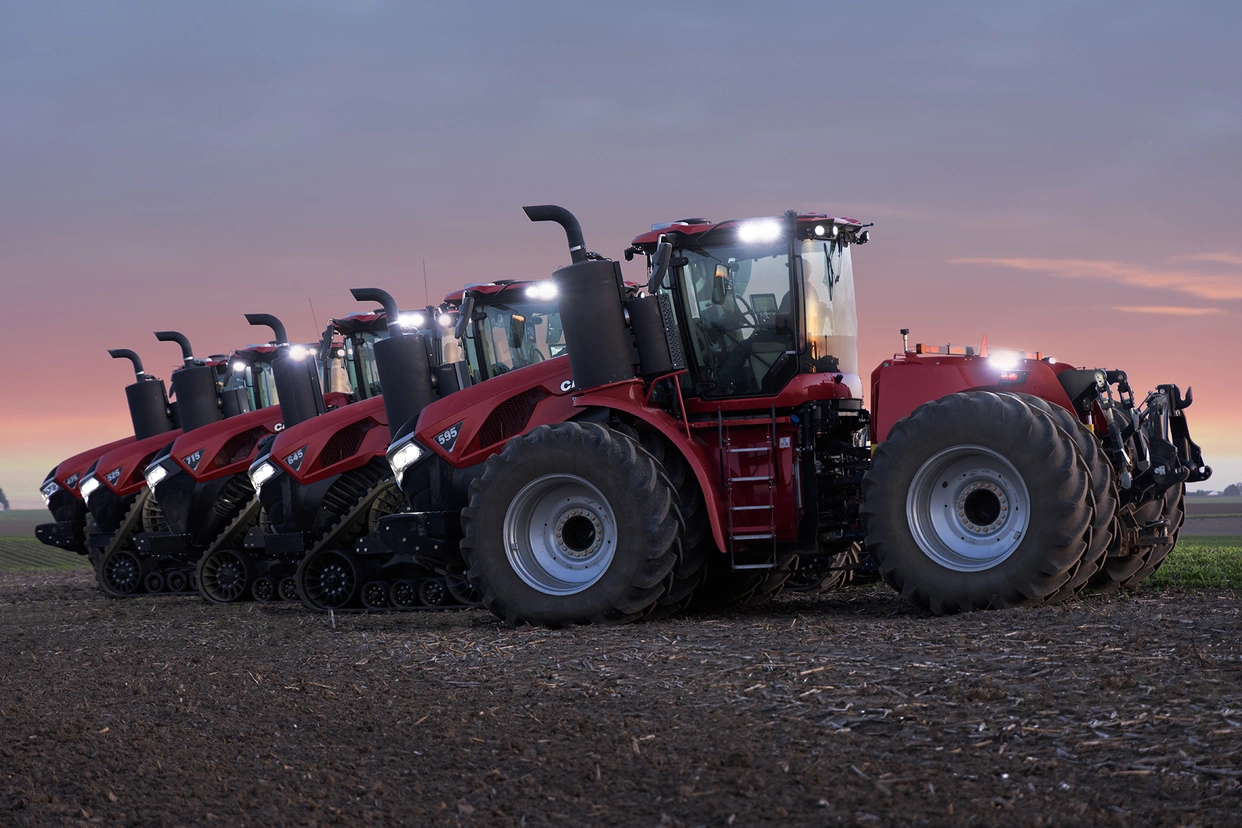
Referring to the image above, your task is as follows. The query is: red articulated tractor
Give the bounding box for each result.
[379,205,1209,625]
[36,349,180,557]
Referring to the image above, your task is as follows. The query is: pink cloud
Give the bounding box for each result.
[1114,306,1223,316]
[952,256,1242,301]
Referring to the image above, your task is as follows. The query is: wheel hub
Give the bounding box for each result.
[907,445,1031,572]
[504,474,618,596]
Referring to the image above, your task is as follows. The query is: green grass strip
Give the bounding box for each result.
[1150,536,1242,590]
[0,537,91,572]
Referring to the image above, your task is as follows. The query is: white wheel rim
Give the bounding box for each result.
[906,445,1031,572]
[502,473,618,596]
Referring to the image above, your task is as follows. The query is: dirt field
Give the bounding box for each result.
[2,571,1240,826]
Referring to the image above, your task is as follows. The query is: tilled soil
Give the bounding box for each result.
[1,571,1240,827]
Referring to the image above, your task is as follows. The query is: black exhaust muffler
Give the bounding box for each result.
[246,314,325,429]
[156,331,223,434]
[109,349,174,440]
[350,288,436,439]
[524,205,635,389]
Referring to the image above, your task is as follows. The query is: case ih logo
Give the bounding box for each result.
[285,446,307,471]
[435,421,463,453]
[183,449,204,471]
[65,474,80,489]
[105,467,123,486]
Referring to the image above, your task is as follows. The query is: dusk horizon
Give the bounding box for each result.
[3,1,1239,506]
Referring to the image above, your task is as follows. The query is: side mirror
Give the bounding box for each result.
[712,264,730,306]
[454,292,476,340]
[647,235,673,294]
[509,313,526,350]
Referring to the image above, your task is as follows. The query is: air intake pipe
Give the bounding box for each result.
[156,331,223,433]
[246,313,325,429]
[524,204,634,389]
[350,288,437,439]
[109,349,174,440]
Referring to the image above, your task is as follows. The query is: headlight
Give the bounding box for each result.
[40,479,61,506]
[144,463,170,490]
[386,436,426,483]
[79,475,101,503]
[249,459,279,492]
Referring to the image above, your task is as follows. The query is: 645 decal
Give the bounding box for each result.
[435,421,464,453]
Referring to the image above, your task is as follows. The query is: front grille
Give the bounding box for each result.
[215,427,270,469]
[477,388,547,448]
[318,418,379,469]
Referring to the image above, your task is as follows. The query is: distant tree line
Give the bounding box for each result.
[0,488,8,510]
[1189,483,1242,497]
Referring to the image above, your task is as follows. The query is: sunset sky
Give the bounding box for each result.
[2,1,1239,508]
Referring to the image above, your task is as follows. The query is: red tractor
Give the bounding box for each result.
[234,280,562,611]
[36,349,179,556]
[87,328,301,596]
[379,205,1208,625]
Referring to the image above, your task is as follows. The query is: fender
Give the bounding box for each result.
[93,429,185,498]
[168,405,285,482]
[571,380,732,557]
[49,435,136,500]
[870,355,1076,442]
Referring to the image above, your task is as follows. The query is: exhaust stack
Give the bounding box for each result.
[524,204,634,389]
[109,349,174,440]
[155,331,223,433]
[246,313,325,428]
[350,287,440,439]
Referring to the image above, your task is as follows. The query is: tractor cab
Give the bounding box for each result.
[447,281,565,381]
[628,212,867,400]
[219,345,282,412]
[318,311,392,401]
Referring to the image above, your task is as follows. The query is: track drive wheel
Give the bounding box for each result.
[98,548,144,598]
[861,391,1093,614]
[460,422,680,627]
[296,548,362,611]
[445,570,482,606]
[198,548,255,604]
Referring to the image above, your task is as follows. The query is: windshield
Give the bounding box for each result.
[223,361,279,410]
[342,331,386,399]
[464,297,564,380]
[669,238,858,398]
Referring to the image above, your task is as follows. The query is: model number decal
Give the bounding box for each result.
[436,421,464,453]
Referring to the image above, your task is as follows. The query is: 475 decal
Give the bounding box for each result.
[435,421,464,453]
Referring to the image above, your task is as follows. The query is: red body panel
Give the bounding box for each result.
[268,395,389,485]
[869,353,1077,442]
[52,435,136,499]
[681,371,856,417]
[415,356,577,468]
[94,429,184,498]
[168,405,284,482]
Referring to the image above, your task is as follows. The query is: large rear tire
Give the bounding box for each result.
[1008,394,1117,601]
[861,392,1093,614]
[460,422,679,627]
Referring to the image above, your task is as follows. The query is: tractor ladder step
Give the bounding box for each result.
[729,475,772,483]
[733,533,776,541]
[727,446,769,454]
[732,563,776,570]
[731,504,772,511]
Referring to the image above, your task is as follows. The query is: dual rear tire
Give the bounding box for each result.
[862,392,1096,614]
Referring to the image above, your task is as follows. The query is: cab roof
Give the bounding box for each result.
[630,213,865,248]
